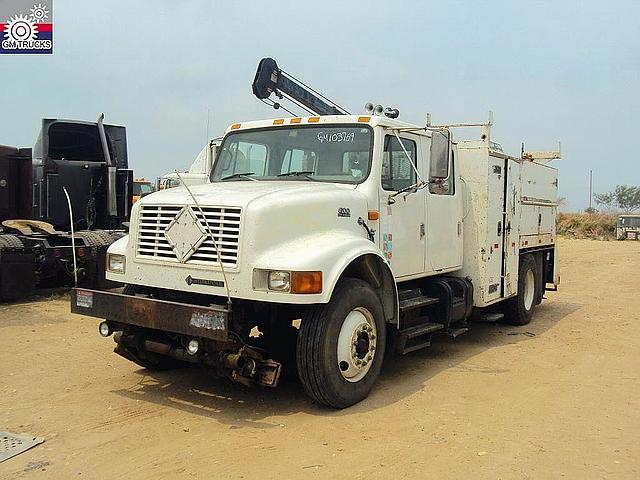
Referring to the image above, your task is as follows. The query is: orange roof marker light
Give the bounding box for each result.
[273,119,285,125]
[230,123,241,130]
[368,211,380,221]
[308,117,320,123]
[290,118,302,124]
[358,116,371,123]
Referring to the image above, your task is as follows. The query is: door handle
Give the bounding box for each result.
[497,221,502,236]
[420,223,425,239]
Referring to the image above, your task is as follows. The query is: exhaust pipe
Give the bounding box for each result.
[97,113,117,217]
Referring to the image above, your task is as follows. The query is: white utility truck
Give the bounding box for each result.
[157,140,219,190]
[71,59,559,408]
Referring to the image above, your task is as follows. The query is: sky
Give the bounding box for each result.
[1,0,638,211]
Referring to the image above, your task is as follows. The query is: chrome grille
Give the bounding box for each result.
[137,205,241,266]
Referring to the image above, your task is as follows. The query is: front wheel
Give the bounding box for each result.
[296,278,386,408]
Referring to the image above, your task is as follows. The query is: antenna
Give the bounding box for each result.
[206,108,211,142]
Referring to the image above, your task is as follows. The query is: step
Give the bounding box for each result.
[401,322,445,338]
[446,327,469,338]
[398,288,421,301]
[395,321,444,355]
[401,338,432,354]
[477,313,504,323]
[399,295,439,311]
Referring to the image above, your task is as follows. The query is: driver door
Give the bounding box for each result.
[378,134,426,278]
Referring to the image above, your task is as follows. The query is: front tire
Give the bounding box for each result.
[296,278,386,408]
[503,254,537,325]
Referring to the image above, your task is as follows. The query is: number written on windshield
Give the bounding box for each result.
[317,131,356,143]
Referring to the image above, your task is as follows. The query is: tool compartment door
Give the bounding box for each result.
[502,159,521,298]
[484,156,506,303]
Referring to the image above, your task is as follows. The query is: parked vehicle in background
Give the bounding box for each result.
[72,59,560,408]
[617,214,640,240]
[0,115,132,300]
[157,139,219,190]
[132,178,154,203]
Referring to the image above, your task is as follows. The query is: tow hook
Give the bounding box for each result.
[221,351,282,388]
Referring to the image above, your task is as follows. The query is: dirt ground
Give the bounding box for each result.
[1,238,639,479]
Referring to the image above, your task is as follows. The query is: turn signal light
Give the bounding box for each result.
[368,211,380,221]
[291,271,322,294]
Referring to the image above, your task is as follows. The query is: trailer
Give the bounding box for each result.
[0,116,133,300]
[71,59,560,408]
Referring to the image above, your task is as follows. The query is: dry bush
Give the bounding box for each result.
[557,212,617,240]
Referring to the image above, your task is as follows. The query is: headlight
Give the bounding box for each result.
[254,269,322,294]
[107,253,126,274]
[268,271,291,291]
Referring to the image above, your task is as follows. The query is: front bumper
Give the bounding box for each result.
[70,288,229,341]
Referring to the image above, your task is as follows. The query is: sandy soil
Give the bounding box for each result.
[1,238,639,479]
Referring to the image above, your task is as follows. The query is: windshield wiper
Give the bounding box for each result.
[221,172,258,181]
[277,170,316,180]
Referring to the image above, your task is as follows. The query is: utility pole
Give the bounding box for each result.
[589,169,593,211]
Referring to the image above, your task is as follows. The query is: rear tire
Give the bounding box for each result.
[296,278,386,408]
[503,254,537,326]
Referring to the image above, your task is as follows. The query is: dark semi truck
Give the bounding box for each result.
[0,116,133,300]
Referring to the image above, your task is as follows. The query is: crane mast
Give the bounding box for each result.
[251,57,348,116]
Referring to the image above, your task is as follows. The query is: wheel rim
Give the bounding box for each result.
[523,269,535,311]
[336,307,377,383]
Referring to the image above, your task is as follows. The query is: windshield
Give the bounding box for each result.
[620,216,640,227]
[210,125,372,184]
[133,183,153,195]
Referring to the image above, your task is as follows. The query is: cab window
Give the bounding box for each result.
[382,136,417,191]
[219,141,268,177]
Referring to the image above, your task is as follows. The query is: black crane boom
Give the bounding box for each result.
[252,57,348,116]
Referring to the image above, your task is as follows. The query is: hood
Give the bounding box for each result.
[139,180,358,209]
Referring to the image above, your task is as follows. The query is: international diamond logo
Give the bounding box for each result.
[164,206,208,263]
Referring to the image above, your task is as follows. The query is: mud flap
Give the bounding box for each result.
[0,251,36,300]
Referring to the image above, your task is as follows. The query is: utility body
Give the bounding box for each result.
[0,116,132,300]
[72,59,559,408]
[157,140,219,190]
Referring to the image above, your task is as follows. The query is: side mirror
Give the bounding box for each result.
[429,130,451,179]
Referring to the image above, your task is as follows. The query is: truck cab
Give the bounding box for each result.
[72,114,559,408]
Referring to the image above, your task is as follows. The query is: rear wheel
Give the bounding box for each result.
[296,278,386,408]
[503,254,537,325]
